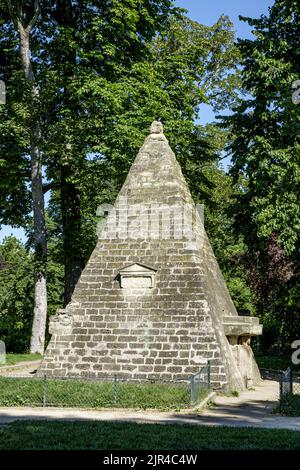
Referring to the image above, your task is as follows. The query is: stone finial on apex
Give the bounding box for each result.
[150,121,163,134]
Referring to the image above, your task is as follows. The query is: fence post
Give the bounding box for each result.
[189,375,195,405]
[207,361,211,389]
[290,368,293,395]
[279,374,283,412]
[114,375,118,404]
[43,374,47,408]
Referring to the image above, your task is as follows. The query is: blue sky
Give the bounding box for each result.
[0,0,274,243]
[175,0,274,124]
[175,0,272,36]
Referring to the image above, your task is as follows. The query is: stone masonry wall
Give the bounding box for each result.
[41,239,228,389]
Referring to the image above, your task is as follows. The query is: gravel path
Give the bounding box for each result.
[0,361,41,377]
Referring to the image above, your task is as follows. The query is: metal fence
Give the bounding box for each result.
[190,362,211,405]
[260,368,282,381]
[0,363,211,410]
[279,367,300,415]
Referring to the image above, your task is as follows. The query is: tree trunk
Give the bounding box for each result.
[61,163,84,305]
[29,117,47,353]
[15,7,47,353]
[56,0,85,305]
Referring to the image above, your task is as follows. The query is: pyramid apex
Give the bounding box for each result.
[150,121,163,134]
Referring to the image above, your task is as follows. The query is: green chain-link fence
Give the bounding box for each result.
[0,363,211,410]
[279,368,300,416]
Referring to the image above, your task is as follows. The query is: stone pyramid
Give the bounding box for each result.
[39,122,262,391]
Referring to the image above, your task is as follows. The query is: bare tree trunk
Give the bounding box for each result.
[7,0,47,353]
[29,114,47,353]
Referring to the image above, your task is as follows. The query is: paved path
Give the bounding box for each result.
[0,379,300,430]
[0,360,41,377]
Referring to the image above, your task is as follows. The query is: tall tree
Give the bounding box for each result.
[5,0,47,353]
[1,3,240,352]
[223,0,300,352]
[45,12,240,284]
[0,0,177,335]
[69,13,239,219]
[39,0,177,304]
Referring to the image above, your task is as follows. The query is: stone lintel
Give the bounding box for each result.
[119,263,156,289]
[223,316,263,337]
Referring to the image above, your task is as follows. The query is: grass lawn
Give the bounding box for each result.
[0,376,207,410]
[255,353,300,371]
[0,420,299,450]
[0,353,42,367]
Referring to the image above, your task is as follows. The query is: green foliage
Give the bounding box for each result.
[41,10,240,274]
[199,164,257,317]
[78,13,239,179]
[0,237,63,352]
[222,0,300,352]
[2,0,280,352]
[225,0,300,253]
[0,2,31,226]
[0,1,244,346]
[0,0,182,300]
[68,13,240,258]
[255,353,299,371]
[0,237,34,352]
[226,276,257,316]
